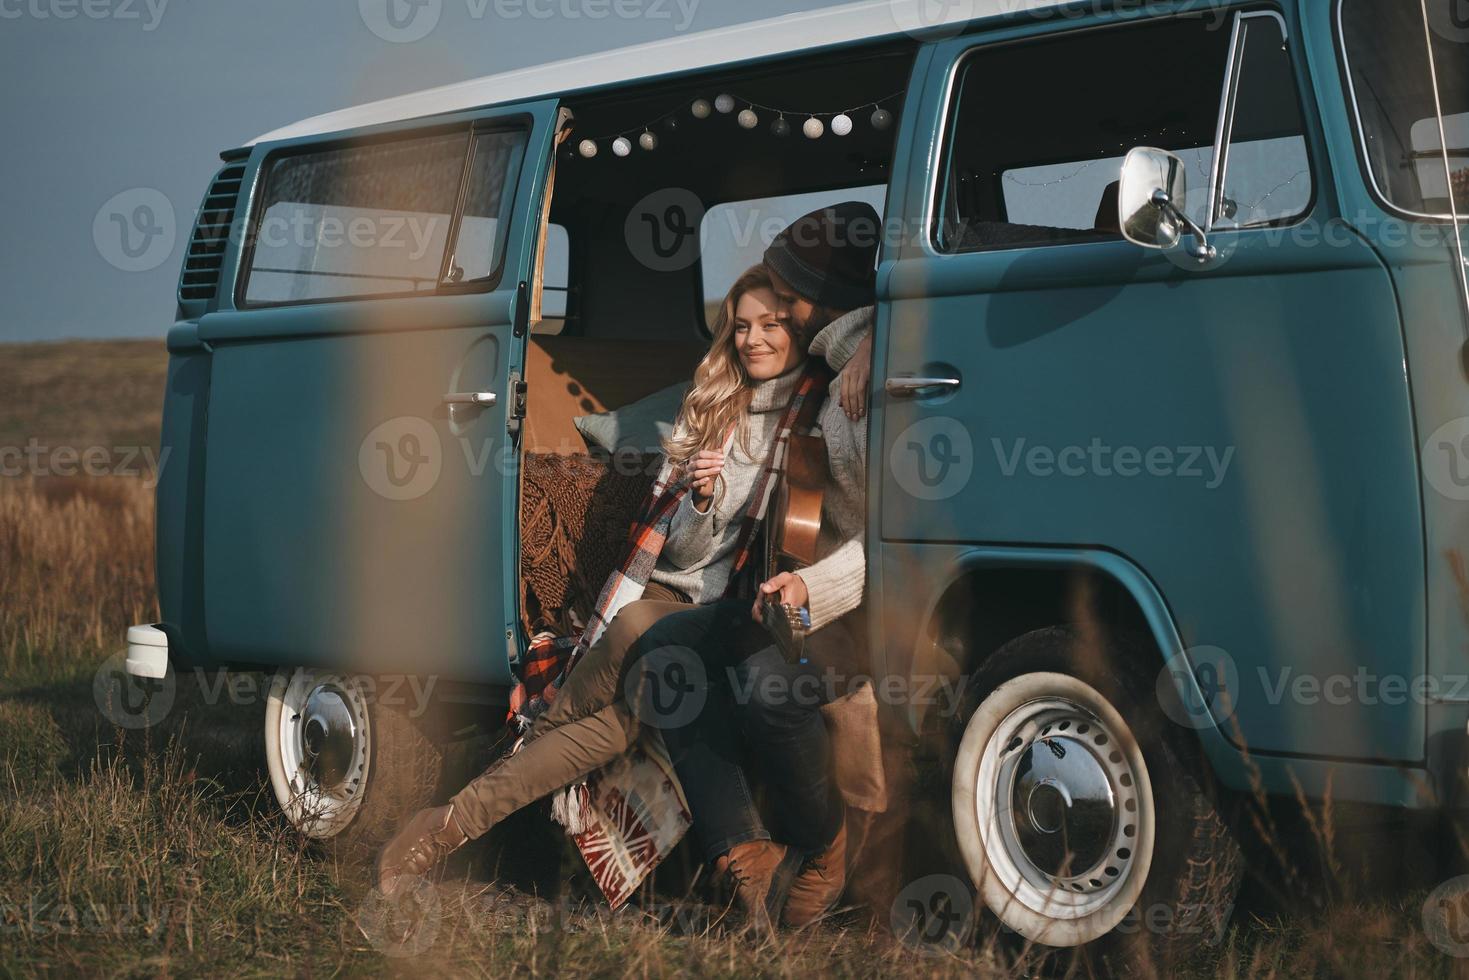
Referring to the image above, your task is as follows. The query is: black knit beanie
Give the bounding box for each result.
[763,201,880,311]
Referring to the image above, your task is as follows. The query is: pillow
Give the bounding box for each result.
[574,381,687,455]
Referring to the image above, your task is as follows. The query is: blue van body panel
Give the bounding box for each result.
[859,0,1442,802]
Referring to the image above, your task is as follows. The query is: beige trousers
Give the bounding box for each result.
[449,583,691,839]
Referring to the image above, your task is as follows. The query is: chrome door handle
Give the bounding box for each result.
[443,391,497,406]
[884,376,961,397]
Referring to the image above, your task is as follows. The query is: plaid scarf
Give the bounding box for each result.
[508,358,832,728]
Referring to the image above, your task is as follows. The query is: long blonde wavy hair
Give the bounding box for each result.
[662,265,812,494]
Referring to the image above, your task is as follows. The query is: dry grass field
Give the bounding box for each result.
[0,339,1464,977]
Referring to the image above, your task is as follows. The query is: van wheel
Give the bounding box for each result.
[264,668,444,852]
[950,626,1241,959]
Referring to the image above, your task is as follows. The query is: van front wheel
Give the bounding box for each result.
[264,668,443,851]
[950,627,1241,957]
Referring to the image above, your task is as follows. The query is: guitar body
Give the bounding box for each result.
[769,431,827,569]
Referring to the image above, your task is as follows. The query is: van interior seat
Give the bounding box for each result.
[523,335,706,455]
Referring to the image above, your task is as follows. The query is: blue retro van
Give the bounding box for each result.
[125,0,1468,951]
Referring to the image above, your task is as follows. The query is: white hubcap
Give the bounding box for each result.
[952,672,1155,946]
[265,669,373,838]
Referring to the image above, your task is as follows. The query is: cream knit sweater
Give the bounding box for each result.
[650,306,873,630]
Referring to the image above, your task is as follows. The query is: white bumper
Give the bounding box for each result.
[124,624,169,679]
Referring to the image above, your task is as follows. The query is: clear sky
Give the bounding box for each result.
[0,0,850,342]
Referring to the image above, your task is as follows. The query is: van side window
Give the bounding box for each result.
[1212,16,1312,229]
[1340,0,1468,217]
[700,186,886,332]
[936,13,1311,252]
[244,128,526,305]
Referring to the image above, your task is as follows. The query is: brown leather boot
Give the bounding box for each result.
[377,804,468,898]
[782,815,847,928]
[713,840,801,935]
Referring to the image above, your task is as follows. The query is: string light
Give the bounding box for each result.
[567,90,903,159]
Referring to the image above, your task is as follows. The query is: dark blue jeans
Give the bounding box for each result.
[623,597,844,863]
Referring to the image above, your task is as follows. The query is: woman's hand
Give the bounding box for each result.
[750,571,810,623]
[688,449,725,511]
[838,332,873,421]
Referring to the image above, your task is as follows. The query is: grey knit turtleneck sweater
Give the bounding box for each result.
[649,308,872,617]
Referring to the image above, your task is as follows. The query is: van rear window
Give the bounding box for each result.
[243,128,526,306]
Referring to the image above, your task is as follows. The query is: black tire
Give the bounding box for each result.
[948,626,1242,964]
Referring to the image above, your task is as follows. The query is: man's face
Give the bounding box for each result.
[766,267,816,332]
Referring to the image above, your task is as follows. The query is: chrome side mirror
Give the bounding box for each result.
[1118,146,1216,264]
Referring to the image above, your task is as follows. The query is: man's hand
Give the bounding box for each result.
[750,571,810,623]
[687,449,725,511]
[838,332,873,420]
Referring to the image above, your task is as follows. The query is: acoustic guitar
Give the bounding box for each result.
[760,395,829,661]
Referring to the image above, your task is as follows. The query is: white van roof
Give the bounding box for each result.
[248,0,1060,146]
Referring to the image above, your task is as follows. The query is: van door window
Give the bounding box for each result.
[936,12,1311,252]
[1340,0,1468,218]
[1211,15,1312,228]
[700,185,886,332]
[447,129,530,283]
[244,127,527,306]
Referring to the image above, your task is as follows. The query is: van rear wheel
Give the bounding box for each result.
[950,627,1241,960]
[264,668,444,853]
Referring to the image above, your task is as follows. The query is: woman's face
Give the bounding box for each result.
[732,285,804,380]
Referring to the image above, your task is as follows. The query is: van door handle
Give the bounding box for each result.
[443,391,497,406]
[884,376,961,397]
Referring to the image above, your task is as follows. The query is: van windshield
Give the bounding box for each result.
[1341,0,1468,218]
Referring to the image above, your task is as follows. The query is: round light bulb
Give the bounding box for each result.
[691,98,712,119]
[638,130,658,151]
[577,139,598,158]
[737,108,758,130]
[714,93,735,114]
[802,116,824,139]
[870,107,893,131]
[831,113,853,136]
[770,116,791,137]
[612,136,632,157]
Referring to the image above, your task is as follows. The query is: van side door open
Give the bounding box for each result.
[181,100,561,687]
